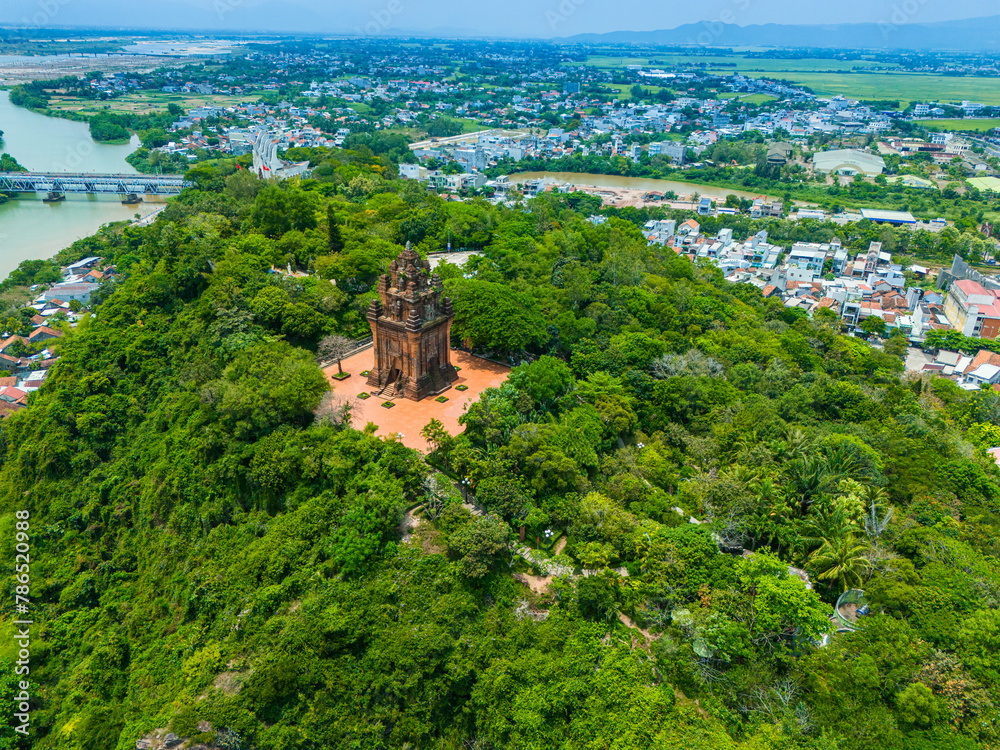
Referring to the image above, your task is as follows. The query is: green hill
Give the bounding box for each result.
[3,154,1000,750]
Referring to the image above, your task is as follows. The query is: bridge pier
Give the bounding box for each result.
[42,192,65,203]
[121,193,142,205]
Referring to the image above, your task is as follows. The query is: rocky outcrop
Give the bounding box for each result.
[135,723,217,750]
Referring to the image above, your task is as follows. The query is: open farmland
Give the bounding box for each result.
[42,91,258,116]
[570,53,1000,108]
[917,118,1000,132]
[753,71,1000,107]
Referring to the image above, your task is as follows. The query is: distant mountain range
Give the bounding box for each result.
[559,15,1000,50]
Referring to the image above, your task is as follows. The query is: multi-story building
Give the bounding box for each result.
[944,279,1000,338]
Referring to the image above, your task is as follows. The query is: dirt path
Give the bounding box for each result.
[514,573,553,595]
[618,612,660,652]
[399,507,423,544]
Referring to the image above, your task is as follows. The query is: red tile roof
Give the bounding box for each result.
[0,386,28,403]
[969,350,1000,372]
[0,336,23,353]
[28,326,62,341]
[0,401,23,419]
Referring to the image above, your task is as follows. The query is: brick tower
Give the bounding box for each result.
[365,242,458,401]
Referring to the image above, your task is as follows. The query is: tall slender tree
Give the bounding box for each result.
[328,205,344,253]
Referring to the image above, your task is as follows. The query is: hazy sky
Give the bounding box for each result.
[2,0,998,38]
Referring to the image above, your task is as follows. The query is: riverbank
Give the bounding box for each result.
[0,89,160,281]
[0,195,162,281]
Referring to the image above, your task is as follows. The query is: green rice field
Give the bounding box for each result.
[570,54,1000,108]
[719,93,779,104]
[917,119,1000,132]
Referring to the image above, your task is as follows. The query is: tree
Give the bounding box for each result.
[421,418,455,461]
[327,206,344,253]
[281,302,327,342]
[474,474,529,523]
[808,535,869,592]
[250,286,289,326]
[577,573,620,621]
[250,185,320,238]
[860,316,886,338]
[445,279,547,355]
[883,330,908,360]
[448,513,514,578]
[317,334,354,374]
[732,552,831,645]
[507,355,575,411]
[896,682,940,728]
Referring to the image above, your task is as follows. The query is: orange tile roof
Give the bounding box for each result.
[969,350,1000,371]
[28,326,62,341]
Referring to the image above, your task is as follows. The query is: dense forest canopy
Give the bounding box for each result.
[2,151,1000,750]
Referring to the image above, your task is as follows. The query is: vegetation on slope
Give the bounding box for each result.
[1,152,1000,750]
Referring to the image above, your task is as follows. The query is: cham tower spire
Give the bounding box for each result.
[365,242,458,400]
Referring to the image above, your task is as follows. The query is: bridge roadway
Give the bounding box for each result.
[0,172,190,197]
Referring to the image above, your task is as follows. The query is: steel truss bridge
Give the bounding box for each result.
[0,172,190,197]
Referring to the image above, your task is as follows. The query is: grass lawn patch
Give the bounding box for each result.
[435,395,449,403]
[331,372,351,381]
[381,400,396,409]
[361,370,370,376]
[455,384,469,391]
[358,392,371,400]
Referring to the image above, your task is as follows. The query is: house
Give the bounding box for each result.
[0,386,28,404]
[965,364,1000,389]
[64,256,102,277]
[0,401,24,419]
[0,336,24,354]
[41,285,93,305]
[767,142,794,166]
[965,349,1000,376]
[28,326,62,344]
[0,353,25,375]
[788,244,828,272]
[677,219,701,237]
[21,370,49,390]
[944,279,1000,338]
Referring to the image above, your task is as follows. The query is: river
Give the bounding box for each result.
[509,171,769,201]
[0,90,161,281]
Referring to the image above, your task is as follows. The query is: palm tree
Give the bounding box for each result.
[809,535,870,593]
[823,446,858,481]
[786,456,835,516]
[797,501,856,558]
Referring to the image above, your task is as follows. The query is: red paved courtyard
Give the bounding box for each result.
[322,348,510,452]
